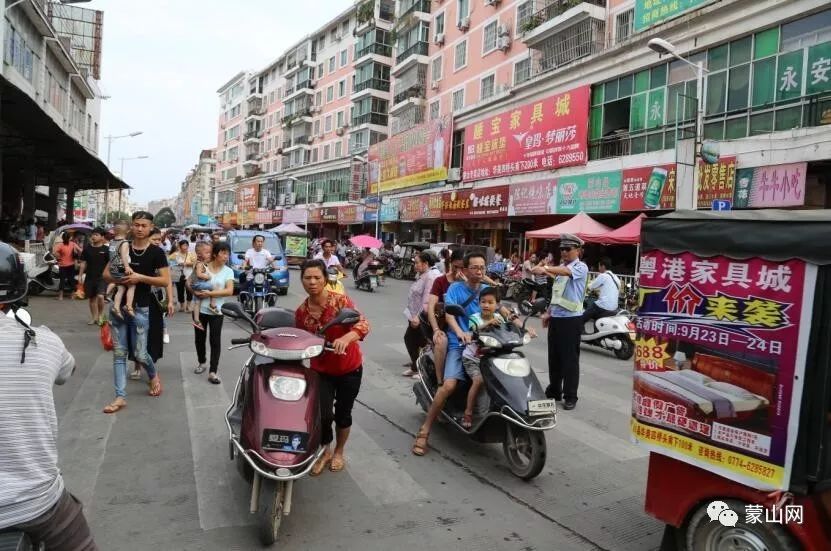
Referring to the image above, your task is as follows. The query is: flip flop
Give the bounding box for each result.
[129,370,142,381]
[462,413,473,430]
[194,365,206,374]
[191,321,205,331]
[412,430,429,456]
[102,400,126,414]
[148,376,163,397]
[330,456,346,472]
[310,454,332,476]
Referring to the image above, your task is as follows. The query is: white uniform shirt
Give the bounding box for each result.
[589,271,621,311]
[245,248,275,269]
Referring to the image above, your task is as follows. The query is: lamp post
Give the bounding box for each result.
[102,130,143,224]
[647,38,710,209]
[118,155,149,215]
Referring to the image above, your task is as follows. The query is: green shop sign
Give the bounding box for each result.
[634,0,712,32]
[557,171,622,214]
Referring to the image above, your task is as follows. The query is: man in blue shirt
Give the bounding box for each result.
[412,252,488,456]
[533,233,588,410]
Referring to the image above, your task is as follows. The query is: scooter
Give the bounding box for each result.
[24,251,60,295]
[515,278,551,315]
[354,260,381,292]
[412,298,556,480]
[581,301,636,360]
[221,301,361,545]
[238,264,277,315]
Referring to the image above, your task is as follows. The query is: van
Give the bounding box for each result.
[225,230,289,295]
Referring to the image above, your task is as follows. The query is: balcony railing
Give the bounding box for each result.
[521,0,605,34]
[399,0,430,19]
[352,113,389,127]
[286,79,313,96]
[245,153,260,161]
[244,130,262,140]
[532,20,605,76]
[354,78,391,93]
[355,42,393,59]
[395,41,429,66]
[282,140,292,149]
[393,84,425,105]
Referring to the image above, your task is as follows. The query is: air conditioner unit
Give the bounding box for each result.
[278,193,286,205]
[315,189,325,202]
[447,168,461,182]
[336,127,345,136]
[498,35,512,51]
[430,80,441,91]
[498,23,511,37]
[434,33,445,46]
[457,17,470,31]
[307,135,315,144]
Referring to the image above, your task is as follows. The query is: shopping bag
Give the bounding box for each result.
[100,322,113,351]
[74,282,86,300]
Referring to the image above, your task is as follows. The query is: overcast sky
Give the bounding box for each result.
[84,0,353,206]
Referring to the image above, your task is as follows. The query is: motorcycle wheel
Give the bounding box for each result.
[502,424,546,480]
[393,265,404,279]
[27,281,43,296]
[257,478,286,546]
[235,453,253,483]
[614,336,635,361]
[254,296,263,314]
[277,288,288,296]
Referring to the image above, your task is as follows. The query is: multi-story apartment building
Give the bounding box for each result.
[213,0,831,256]
[147,196,177,216]
[176,149,217,225]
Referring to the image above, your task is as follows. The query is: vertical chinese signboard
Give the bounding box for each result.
[238,183,259,212]
[556,171,622,214]
[350,159,367,202]
[507,180,558,216]
[620,164,677,211]
[368,115,452,193]
[698,156,736,207]
[733,163,807,208]
[632,251,815,490]
[462,85,590,182]
[634,0,713,32]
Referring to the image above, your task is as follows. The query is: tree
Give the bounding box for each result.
[154,207,176,228]
[98,211,132,226]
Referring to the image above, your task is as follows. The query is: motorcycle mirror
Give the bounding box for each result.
[44,252,55,263]
[274,254,283,260]
[444,304,466,317]
[236,253,245,260]
[7,307,31,326]
[319,308,361,334]
[221,302,259,332]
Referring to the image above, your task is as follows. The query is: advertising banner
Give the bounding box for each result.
[350,159,366,202]
[237,183,259,212]
[698,156,736,207]
[318,207,338,223]
[441,186,509,219]
[380,198,400,222]
[399,194,442,222]
[507,179,558,216]
[337,205,364,225]
[462,85,590,182]
[307,208,321,224]
[364,205,378,223]
[368,115,452,193]
[557,171,622,214]
[254,211,272,224]
[271,210,283,224]
[634,0,712,32]
[632,250,814,490]
[284,235,308,258]
[733,163,807,209]
[620,164,677,211]
[283,208,308,225]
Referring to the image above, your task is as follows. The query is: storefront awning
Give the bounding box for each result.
[526,212,612,240]
[582,214,646,245]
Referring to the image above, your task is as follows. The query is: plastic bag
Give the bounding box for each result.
[100,322,113,351]
[74,282,85,300]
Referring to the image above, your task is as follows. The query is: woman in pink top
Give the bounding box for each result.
[53,232,81,300]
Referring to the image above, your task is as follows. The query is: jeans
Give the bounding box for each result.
[318,366,362,446]
[58,265,75,292]
[111,305,157,397]
[194,313,224,373]
[546,316,583,402]
[581,302,617,326]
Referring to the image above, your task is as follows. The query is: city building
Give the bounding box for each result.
[1,0,123,234]
[176,148,217,225]
[148,196,177,215]
[209,0,831,261]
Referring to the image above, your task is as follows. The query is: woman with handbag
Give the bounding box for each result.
[402,252,441,378]
[170,240,196,312]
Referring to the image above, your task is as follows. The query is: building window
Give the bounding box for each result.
[457,0,469,26]
[452,89,465,112]
[434,12,445,39]
[312,148,319,163]
[329,56,336,73]
[454,40,467,71]
[327,85,334,102]
[338,79,346,97]
[432,56,443,81]
[615,9,634,44]
[318,63,324,78]
[340,49,348,67]
[482,21,498,54]
[481,74,495,100]
[324,144,331,160]
[314,119,321,135]
[316,91,322,106]
[335,141,343,157]
[430,100,440,120]
[325,115,333,132]
[514,58,531,85]
[337,110,344,127]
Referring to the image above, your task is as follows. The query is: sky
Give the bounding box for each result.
[84,0,353,206]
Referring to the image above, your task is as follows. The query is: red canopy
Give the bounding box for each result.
[525,212,612,240]
[582,214,646,245]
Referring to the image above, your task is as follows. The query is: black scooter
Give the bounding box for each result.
[515,278,552,315]
[412,299,556,480]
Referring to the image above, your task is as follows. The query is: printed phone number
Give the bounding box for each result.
[727,456,778,480]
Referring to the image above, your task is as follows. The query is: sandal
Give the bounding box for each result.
[148,375,163,397]
[124,306,136,318]
[310,453,332,476]
[462,413,473,430]
[330,455,346,472]
[102,399,126,414]
[111,307,123,320]
[402,369,417,377]
[412,430,429,456]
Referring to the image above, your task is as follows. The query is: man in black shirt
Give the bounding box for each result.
[102,212,170,413]
[78,227,110,325]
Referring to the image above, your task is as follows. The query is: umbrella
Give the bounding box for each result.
[269,223,308,235]
[350,234,383,249]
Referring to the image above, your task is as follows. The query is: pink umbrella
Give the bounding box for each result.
[350,234,383,249]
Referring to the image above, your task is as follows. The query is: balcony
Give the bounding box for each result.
[282,139,292,150]
[243,153,261,166]
[351,112,389,127]
[355,42,393,61]
[520,0,606,47]
[284,79,314,101]
[393,83,425,107]
[399,0,430,20]
[243,130,262,143]
[530,19,605,77]
[394,41,429,70]
[354,78,391,94]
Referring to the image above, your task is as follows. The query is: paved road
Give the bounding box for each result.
[33,275,663,550]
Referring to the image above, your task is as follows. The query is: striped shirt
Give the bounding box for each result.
[0,316,74,528]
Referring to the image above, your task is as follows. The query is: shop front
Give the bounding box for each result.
[337,204,365,239]
[399,193,443,242]
[441,185,509,249]
[313,206,338,240]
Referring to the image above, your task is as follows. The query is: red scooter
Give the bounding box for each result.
[221,301,361,545]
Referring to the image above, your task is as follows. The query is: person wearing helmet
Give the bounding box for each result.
[0,242,98,550]
[532,233,588,411]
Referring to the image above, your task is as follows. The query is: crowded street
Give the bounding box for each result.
[34,275,661,551]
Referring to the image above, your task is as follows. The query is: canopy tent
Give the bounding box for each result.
[525,212,612,240]
[269,223,307,235]
[583,214,646,245]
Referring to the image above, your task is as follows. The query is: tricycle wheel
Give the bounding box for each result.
[257,479,286,546]
[613,336,634,360]
[686,499,800,551]
[393,265,404,279]
[502,424,546,480]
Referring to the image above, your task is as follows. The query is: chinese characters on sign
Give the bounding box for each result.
[441,186,509,219]
[634,0,713,32]
[337,205,364,225]
[399,194,443,222]
[462,86,590,182]
[283,208,308,225]
[733,163,807,208]
[632,251,811,490]
[620,165,677,211]
[557,171,622,214]
[238,183,259,212]
[507,180,558,216]
[698,156,736,207]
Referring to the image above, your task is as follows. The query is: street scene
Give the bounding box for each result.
[2,0,831,550]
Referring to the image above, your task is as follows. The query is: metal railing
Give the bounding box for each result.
[352,112,389,126]
[243,130,261,140]
[393,84,425,105]
[354,78,391,93]
[355,42,393,59]
[534,19,605,75]
[395,41,429,66]
[523,0,606,34]
[399,0,431,19]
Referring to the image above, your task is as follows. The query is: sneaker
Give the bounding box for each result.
[163,332,170,344]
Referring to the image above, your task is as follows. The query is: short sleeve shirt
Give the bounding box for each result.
[444,282,489,350]
[550,258,588,318]
[200,265,236,315]
[430,275,452,299]
[128,244,169,308]
[245,248,274,269]
[80,244,109,280]
[314,253,341,268]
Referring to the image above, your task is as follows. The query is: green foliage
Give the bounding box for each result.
[154,207,176,228]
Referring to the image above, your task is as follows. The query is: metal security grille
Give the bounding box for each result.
[536,19,605,75]
[615,8,634,44]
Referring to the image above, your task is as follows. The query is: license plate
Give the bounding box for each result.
[262,429,308,453]
[370,278,377,288]
[528,399,556,416]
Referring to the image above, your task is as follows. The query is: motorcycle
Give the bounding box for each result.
[221,301,361,545]
[412,298,556,480]
[238,263,277,316]
[515,278,552,315]
[24,251,60,296]
[581,299,637,360]
[354,260,381,292]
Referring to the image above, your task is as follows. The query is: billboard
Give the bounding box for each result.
[237,183,259,212]
[399,194,442,222]
[733,163,807,209]
[620,164,677,211]
[556,171,622,214]
[441,186,509,219]
[698,156,736,207]
[507,179,558,216]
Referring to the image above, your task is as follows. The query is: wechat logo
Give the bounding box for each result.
[707,501,739,527]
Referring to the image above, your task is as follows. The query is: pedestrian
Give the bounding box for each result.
[423,249,465,386]
[402,251,441,378]
[0,241,99,550]
[77,227,109,325]
[188,241,234,384]
[35,221,45,242]
[532,233,588,410]
[583,257,620,325]
[25,218,37,241]
[295,259,370,475]
[101,212,169,414]
[170,240,196,312]
[52,232,81,301]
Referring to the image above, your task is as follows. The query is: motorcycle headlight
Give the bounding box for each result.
[478,335,500,348]
[254,273,265,284]
[491,357,531,377]
[268,375,306,401]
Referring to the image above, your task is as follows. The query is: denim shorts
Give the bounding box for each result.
[191,281,213,292]
[444,346,466,381]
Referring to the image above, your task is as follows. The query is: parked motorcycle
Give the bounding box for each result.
[354,260,382,292]
[25,251,61,295]
[581,301,637,360]
[515,278,552,315]
[412,299,556,480]
[221,301,361,545]
[238,264,277,315]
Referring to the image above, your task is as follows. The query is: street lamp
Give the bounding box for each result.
[647,38,710,209]
[118,155,149,214]
[352,154,381,239]
[102,130,143,224]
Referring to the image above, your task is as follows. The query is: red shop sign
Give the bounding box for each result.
[441,186,509,219]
